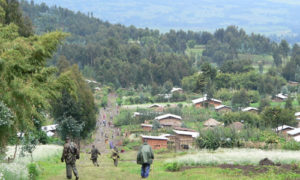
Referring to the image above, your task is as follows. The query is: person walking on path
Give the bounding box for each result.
[137,139,154,179]
[61,137,80,180]
[111,146,120,167]
[89,145,101,167]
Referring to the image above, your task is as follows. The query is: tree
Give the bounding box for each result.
[231,89,249,108]
[258,98,270,112]
[261,107,296,128]
[279,40,290,59]
[273,49,282,67]
[285,96,294,110]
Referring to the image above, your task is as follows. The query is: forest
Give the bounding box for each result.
[19,0,300,90]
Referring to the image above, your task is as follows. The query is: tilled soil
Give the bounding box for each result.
[180,164,300,175]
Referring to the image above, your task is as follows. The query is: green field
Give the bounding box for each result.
[38,149,300,180]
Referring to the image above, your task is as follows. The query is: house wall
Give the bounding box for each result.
[273,98,284,102]
[217,108,231,113]
[195,100,221,108]
[175,134,195,150]
[142,126,152,131]
[143,138,168,150]
[280,128,294,135]
[159,118,182,127]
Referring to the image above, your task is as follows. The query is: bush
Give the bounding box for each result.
[28,163,39,180]
[215,88,233,102]
[282,140,300,150]
[164,162,182,171]
[197,127,242,150]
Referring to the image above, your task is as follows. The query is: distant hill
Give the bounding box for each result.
[30,0,300,43]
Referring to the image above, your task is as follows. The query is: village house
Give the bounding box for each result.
[275,125,295,135]
[241,107,258,113]
[155,114,182,127]
[173,129,199,150]
[41,124,58,137]
[148,104,164,112]
[273,93,288,102]
[288,81,299,87]
[141,124,153,131]
[171,87,183,94]
[141,135,168,150]
[94,87,101,91]
[203,118,222,128]
[295,112,300,127]
[287,128,300,142]
[215,105,232,113]
[192,96,222,108]
[133,112,141,118]
[229,122,244,131]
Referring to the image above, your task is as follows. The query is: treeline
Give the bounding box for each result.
[0,0,96,151]
[20,1,283,88]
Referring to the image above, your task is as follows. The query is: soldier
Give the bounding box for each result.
[137,139,154,179]
[89,145,101,167]
[111,146,120,167]
[61,137,80,180]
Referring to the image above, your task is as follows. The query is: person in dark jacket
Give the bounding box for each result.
[89,145,101,166]
[61,137,80,180]
[137,139,154,178]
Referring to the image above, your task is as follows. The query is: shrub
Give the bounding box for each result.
[282,140,300,150]
[164,162,182,171]
[27,163,39,180]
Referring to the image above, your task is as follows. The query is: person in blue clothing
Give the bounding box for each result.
[136,139,154,178]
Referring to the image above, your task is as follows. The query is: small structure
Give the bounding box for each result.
[203,118,221,127]
[228,122,244,131]
[295,112,300,127]
[215,105,232,113]
[192,96,222,108]
[273,93,288,102]
[133,112,141,118]
[141,135,168,150]
[94,87,101,91]
[155,114,182,127]
[41,124,58,137]
[141,124,153,131]
[171,87,183,94]
[241,107,258,113]
[275,125,294,135]
[287,128,300,138]
[173,129,199,150]
[148,104,164,112]
[288,81,299,86]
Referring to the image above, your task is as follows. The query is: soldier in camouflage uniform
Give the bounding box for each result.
[111,146,120,167]
[61,137,80,180]
[89,145,101,166]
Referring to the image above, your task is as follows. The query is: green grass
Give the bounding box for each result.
[38,149,300,180]
[36,153,65,180]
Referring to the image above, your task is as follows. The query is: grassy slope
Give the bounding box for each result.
[38,149,300,180]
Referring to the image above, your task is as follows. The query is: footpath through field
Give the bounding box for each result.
[47,93,142,180]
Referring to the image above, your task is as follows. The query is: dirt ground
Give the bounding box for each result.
[181,163,300,175]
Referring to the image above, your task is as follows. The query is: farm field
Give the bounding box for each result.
[36,148,300,180]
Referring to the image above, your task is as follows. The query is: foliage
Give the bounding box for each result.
[53,65,96,140]
[164,162,182,172]
[196,127,242,150]
[261,107,296,128]
[27,163,39,180]
[282,140,300,151]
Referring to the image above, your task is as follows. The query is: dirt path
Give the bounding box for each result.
[82,93,122,154]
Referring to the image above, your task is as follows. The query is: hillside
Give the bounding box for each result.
[31,0,300,43]
[20,0,286,89]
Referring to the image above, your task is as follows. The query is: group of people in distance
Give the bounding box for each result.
[61,137,154,179]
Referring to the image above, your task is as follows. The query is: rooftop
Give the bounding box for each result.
[192,96,222,104]
[155,113,182,121]
[173,130,199,138]
[141,135,168,140]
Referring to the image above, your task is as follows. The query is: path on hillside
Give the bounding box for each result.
[48,93,144,180]
[82,93,121,154]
